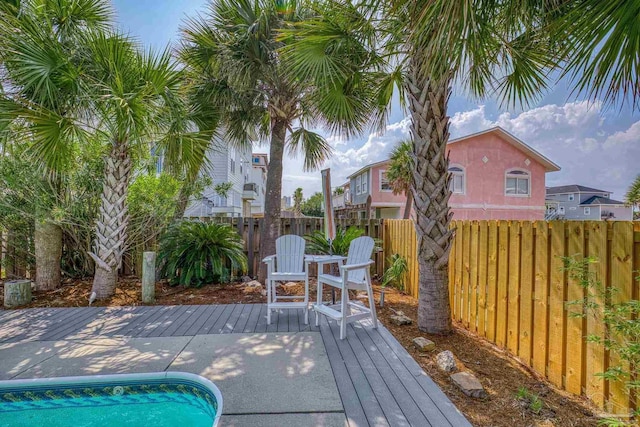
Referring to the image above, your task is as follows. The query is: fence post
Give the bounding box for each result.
[142,252,156,304]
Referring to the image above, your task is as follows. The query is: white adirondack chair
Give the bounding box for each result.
[262,235,310,325]
[313,236,378,339]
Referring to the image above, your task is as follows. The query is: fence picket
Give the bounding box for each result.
[477,221,489,338]
[532,221,549,376]
[548,221,566,388]
[565,222,585,396]
[507,222,521,355]
[519,221,534,366]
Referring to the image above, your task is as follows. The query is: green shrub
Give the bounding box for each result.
[382,253,409,291]
[305,227,365,256]
[159,221,247,287]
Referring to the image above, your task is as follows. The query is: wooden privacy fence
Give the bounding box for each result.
[448,220,640,416]
[383,219,420,298]
[184,217,385,277]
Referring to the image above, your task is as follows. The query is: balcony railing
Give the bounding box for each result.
[242,183,258,200]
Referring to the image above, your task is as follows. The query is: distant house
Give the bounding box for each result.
[335,127,561,220]
[184,145,266,218]
[545,185,633,220]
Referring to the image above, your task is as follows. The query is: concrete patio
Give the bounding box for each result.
[0,305,471,427]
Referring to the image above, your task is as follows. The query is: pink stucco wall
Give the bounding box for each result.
[370,162,407,205]
[447,133,547,220]
[359,131,552,220]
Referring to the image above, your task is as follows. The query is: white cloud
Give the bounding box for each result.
[280,101,639,201]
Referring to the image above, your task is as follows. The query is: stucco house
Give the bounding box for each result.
[335,127,561,220]
[545,185,633,220]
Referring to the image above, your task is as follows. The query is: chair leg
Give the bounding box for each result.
[266,277,272,325]
[315,279,323,327]
[304,275,309,325]
[340,286,348,340]
[365,270,378,329]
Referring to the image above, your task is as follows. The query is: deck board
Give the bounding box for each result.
[0,304,468,426]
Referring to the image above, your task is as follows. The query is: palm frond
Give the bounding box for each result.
[287,127,332,171]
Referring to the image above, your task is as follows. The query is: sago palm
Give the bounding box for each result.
[179,0,384,283]
[386,140,413,219]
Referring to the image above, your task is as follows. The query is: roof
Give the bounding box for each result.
[346,159,390,180]
[546,184,609,195]
[580,196,627,206]
[448,127,561,172]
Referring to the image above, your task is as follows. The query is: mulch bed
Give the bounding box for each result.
[1,278,601,426]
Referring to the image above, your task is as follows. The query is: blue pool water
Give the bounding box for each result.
[0,373,221,427]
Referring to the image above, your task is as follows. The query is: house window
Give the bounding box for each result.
[584,207,590,215]
[559,206,565,215]
[380,171,392,191]
[505,169,530,196]
[355,175,362,194]
[568,194,574,201]
[448,166,465,194]
[230,159,236,174]
[361,172,368,193]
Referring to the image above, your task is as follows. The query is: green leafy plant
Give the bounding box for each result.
[382,254,409,291]
[159,221,247,287]
[305,227,366,256]
[516,386,544,415]
[565,256,640,424]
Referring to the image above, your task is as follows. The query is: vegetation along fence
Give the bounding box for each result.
[447,220,640,416]
[181,217,385,278]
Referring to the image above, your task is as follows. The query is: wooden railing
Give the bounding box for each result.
[448,220,640,416]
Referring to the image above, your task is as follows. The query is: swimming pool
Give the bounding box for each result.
[0,372,222,427]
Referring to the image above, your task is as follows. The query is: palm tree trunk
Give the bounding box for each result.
[403,194,413,219]
[90,143,132,299]
[407,59,454,335]
[258,120,286,283]
[34,219,62,291]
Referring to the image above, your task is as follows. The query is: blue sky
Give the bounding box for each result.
[113,0,639,200]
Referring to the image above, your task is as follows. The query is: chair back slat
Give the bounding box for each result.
[276,235,306,273]
[346,236,374,282]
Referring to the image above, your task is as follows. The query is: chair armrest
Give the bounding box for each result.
[340,260,374,271]
[262,255,275,264]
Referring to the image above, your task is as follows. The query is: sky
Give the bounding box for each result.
[112,0,640,201]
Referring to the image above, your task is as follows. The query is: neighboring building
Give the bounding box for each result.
[184,144,260,218]
[545,185,633,220]
[249,153,268,217]
[335,127,561,220]
[332,182,349,212]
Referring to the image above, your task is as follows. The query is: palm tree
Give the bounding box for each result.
[179,0,382,283]
[1,0,213,299]
[625,174,640,218]
[290,0,640,334]
[293,188,303,218]
[0,0,112,290]
[387,141,413,219]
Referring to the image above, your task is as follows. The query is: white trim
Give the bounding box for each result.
[584,207,590,215]
[371,202,405,208]
[449,203,545,211]
[505,168,531,197]
[448,164,466,195]
[379,169,393,192]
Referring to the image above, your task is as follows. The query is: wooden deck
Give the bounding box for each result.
[0,305,470,427]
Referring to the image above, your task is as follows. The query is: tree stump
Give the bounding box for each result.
[142,252,156,304]
[4,280,32,308]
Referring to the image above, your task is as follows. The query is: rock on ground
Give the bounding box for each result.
[390,314,412,326]
[413,337,435,351]
[450,372,487,398]
[243,280,263,294]
[436,350,457,373]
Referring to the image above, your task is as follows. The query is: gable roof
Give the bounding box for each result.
[546,184,610,195]
[448,126,561,172]
[346,159,390,180]
[580,196,626,206]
